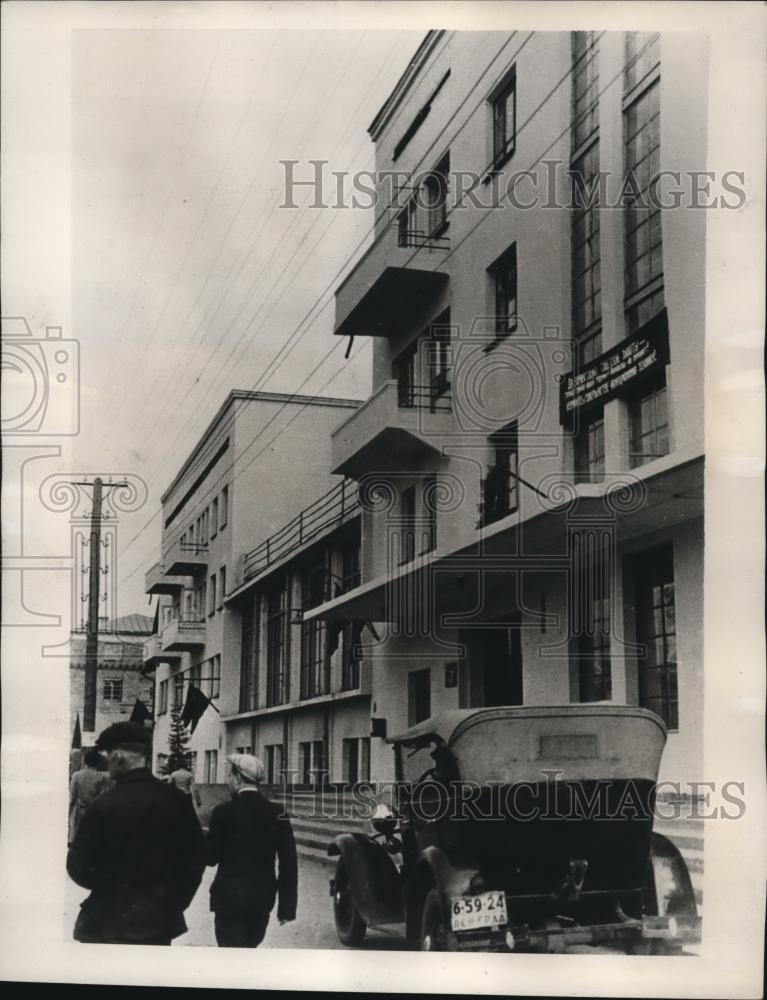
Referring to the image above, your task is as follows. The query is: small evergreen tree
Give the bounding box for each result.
[163,702,191,774]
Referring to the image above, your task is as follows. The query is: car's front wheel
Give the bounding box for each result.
[333,858,367,946]
[420,888,454,951]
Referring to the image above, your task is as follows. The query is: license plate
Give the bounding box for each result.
[450,890,507,932]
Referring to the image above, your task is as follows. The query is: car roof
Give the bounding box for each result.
[386,704,666,746]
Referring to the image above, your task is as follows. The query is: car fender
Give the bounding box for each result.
[646,831,698,918]
[405,846,478,945]
[328,833,404,926]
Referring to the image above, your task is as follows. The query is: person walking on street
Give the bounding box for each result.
[68,748,112,844]
[67,721,205,945]
[205,753,298,948]
[166,757,203,809]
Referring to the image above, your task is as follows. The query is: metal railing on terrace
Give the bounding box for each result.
[243,479,360,582]
[397,380,452,413]
[164,609,206,628]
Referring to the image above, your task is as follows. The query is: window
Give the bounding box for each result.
[220,486,228,529]
[574,408,605,483]
[629,373,669,467]
[301,557,330,699]
[202,655,221,699]
[571,139,601,343]
[624,34,663,334]
[208,573,217,616]
[219,566,226,608]
[158,679,169,715]
[480,422,518,526]
[399,485,417,565]
[634,544,678,730]
[341,621,363,690]
[189,662,202,689]
[210,498,218,538]
[173,672,185,708]
[200,509,208,546]
[193,578,206,619]
[397,197,418,248]
[266,744,283,785]
[575,533,612,702]
[343,738,371,784]
[103,678,123,701]
[393,339,418,408]
[424,152,449,237]
[492,66,516,167]
[298,740,326,786]
[266,575,291,707]
[489,243,517,338]
[204,749,218,784]
[572,31,600,152]
[187,751,198,778]
[341,538,361,593]
[240,593,260,712]
[423,476,438,554]
[428,310,451,402]
[408,668,432,726]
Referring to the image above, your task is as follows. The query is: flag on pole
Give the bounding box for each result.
[181,683,219,734]
[129,698,152,725]
[72,712,82,749]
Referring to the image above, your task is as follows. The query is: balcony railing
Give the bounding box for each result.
[397,379,452,413]
[243,479,360,582]
[396,228,450,251]
[165,610,206,628]
[164,537,209,576]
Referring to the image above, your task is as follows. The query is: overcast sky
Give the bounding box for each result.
[68,27,419,614]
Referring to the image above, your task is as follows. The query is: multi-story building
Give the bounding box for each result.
[304,29,705,803]
[143,390,362,781]
[70,613,155,748]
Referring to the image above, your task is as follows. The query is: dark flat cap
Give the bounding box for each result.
[95,721,152,751]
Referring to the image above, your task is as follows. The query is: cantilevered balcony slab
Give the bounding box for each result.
[143,633,182,668]
[331,380,453,478]
[160,614,206,653]
[165,539,209,577]
[145,560,188,596]
[334,228,448,340]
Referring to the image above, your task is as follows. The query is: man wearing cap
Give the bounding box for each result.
[205,753,298,947]
[67,721,205,945]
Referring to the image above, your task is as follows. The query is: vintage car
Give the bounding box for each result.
[328,705,700,952]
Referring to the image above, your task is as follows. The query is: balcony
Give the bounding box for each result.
[165,539,209,577]
[143,632,181,667]
[144,560,188,596]
[334,224,449,341]
[160,612,206,653]
[243,479,360,583]
[331,379,452,479]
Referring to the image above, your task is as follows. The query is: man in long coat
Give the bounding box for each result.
[67,721,205,945]
[205,753,298,947]
[68,748,112,844]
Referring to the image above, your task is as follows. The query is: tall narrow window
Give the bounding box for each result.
[423,476,438,554]
[341,538,361,593]
[397,197,418,247]
[399,485,417,565]
[481,422,518,526]
[425,152,449,237]
[220,486,228,529]
[408,668,432,726]
[634,544,678,729]
[341,621,363,690]
[428,310,451,404]
[158,679,168,715]
[239,593,260,711]
[393,339,418,408]
[219,566,226,608]
[211,498,218,538]
[574,408,605,483]
[575,532,612,702]
[492,66,516,167]
[571,32,602,367]
[300,556,329,700]
[205,749,218,783]
[266,575,291,707]
[266,745,283,785]
[208,573,217,616]
[173,672,185,708]
[629,372,669,467]
[489,243,517,339]
[624,33,663,333]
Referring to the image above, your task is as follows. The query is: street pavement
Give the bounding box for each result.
[65,855,407,950]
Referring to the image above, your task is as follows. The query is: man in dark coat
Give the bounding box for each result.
[205,753,298,947]
[67,721,205,945]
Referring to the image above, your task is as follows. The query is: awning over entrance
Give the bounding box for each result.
[302,454,704,625]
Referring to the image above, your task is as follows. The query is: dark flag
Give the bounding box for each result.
[129,698,152,725]
[72,712,82,749]
[182,683,219,734]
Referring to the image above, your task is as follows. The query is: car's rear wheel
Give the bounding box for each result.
[333,858,367,946]
[420,888,453,951]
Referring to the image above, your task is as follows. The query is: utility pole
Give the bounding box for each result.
[74,477,129,733]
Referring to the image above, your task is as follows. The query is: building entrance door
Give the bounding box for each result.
[459,619,523,707]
